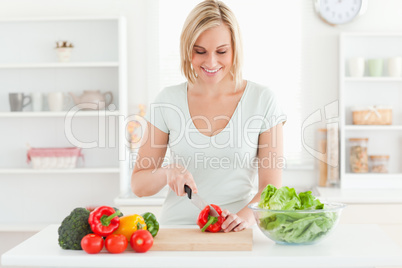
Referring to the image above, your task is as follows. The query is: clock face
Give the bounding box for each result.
[316,0,365,25]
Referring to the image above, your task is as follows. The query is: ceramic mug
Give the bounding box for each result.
[368,59,383,77]
[348,57,365,77]
[388,57,402,77]
[47,92,69,111]
[31,92,44,111]
[9,93,31,112]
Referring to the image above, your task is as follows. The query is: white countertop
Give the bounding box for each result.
[2,224,402,268]
[315,187,402,203]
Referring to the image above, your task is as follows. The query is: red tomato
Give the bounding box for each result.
[81,234,104,254]
[130,230,153,253]
[105,234,128,254]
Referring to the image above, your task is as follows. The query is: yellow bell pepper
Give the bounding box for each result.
[113,214,147,241]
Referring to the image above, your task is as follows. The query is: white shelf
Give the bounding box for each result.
[0,62,119,69]
[0,16,121,22]
[0,110,120,117]
[344,77,402,82]
[345,125,402,131]
[0,167,119,174]
[0,223,50,232]
[342,173,402,189]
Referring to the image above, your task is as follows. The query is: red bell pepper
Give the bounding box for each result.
[88,206,120,236]
[197,204,225,232]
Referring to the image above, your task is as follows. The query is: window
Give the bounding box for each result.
[154,0,310,167]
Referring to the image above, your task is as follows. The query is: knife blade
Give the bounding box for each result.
[184,185,220,217]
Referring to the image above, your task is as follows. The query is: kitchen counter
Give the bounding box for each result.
[315,187,402,203]
[2,224,402,268]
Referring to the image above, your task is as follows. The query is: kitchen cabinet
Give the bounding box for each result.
[0,17,127,230]
[339,32,402,189]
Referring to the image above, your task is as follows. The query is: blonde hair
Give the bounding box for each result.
[180,0,243,90]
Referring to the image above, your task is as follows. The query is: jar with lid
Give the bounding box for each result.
[349,138,368,173]
[369,155,389,173]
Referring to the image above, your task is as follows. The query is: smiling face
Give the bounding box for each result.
[191,23,233,87]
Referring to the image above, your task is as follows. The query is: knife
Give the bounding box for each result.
[184,185,220,217]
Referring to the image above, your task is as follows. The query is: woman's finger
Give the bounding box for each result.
[184,174,198,194]
[224,217,242,232]
[233,221,247,232]
[221,209,230,218]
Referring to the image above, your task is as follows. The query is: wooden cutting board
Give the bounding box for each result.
[150,228,253,251]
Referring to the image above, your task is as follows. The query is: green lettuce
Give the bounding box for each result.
[257,185,335,244]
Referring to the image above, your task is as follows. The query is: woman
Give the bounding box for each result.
[131,0,286,232]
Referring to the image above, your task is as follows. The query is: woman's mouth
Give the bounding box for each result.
[201,67,222,76]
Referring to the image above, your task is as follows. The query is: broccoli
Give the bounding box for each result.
[58,207,93,250]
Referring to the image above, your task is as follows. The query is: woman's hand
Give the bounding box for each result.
[220,210,250,232]
[165,163,198,196]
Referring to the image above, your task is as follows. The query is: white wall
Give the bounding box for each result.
[0,0,401,211]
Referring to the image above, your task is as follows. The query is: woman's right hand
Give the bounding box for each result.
[165,164,198,196]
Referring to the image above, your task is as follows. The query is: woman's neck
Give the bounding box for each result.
[189,75,238,97]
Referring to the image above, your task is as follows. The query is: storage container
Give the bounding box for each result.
[327,122,340,186]
[352,106,392,125]
[27,147,83,169]
[349,138,368,173]
[369,155,389,173]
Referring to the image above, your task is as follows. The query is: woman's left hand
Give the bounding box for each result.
[220,210,249,232]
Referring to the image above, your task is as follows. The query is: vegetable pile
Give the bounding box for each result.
[257,185,337,244]
[58,206,158,254]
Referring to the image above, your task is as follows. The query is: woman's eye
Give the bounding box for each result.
[195,51,206,54]
[217,51,227,54]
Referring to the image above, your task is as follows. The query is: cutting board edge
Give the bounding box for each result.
[150,228,253,251]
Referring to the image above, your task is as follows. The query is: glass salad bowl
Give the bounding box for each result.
[249,202,346,245]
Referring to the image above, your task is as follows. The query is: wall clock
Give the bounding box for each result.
[314,0,368,26]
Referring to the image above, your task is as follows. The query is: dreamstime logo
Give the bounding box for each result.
[63,102,286,161]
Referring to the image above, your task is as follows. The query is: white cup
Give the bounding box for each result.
[31,92,43,111]
[348,57,365,77]
[388,57,402,77]
[47,92,69,111]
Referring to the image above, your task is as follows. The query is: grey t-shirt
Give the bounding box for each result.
[144,81,286,224]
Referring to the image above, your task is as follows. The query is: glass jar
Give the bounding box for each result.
[349,138,368,173]
[369,155,389,173]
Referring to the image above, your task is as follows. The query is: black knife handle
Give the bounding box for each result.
[184,185,192,199]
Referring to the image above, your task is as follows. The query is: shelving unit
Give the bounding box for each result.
[339,32,402,189]
[0,17,127,230]
[0,17,127,168]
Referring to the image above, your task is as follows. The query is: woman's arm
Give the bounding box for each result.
[221,123,284,232]
[131,122,169,197]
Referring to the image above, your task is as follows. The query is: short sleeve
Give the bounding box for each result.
[259,89,287,134]
[144,90,169,134]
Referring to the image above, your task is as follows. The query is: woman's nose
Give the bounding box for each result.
[205,53,217,68]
